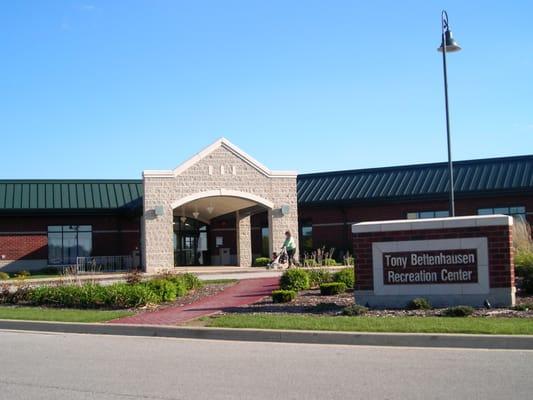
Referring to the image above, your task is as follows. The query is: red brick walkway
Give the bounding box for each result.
[109,277,279,326]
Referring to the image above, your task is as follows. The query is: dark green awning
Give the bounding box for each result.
[0,180,143,213]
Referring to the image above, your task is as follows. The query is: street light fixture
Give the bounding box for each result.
[438,10,461,217]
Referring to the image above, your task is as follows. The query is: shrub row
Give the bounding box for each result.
[333,268,354,289]
[407,297,432,310]
[279,267,355,292]
[319,282,346,296]
[279,269,310,291]
[2,273,202,309]
[29,283,158,309]
[271,290,296,303]
[308,269,332,288]
[515,250,533,294]
[254,257,271,267]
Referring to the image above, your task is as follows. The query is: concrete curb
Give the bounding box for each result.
[0,319,532,350]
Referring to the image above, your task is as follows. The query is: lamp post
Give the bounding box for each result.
[438,10,461,217]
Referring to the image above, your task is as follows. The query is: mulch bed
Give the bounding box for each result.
[223,287,533,318]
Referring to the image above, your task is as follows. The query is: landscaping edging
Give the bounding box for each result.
[0,319,532,350]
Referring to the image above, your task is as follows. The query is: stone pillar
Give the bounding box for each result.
[142,208,174,273]
[236,211,252,267]
[270,207,299,262]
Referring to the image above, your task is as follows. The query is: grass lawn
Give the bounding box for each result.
[205,314,533,335]
[0,306,134,323]
[202,279,239,285]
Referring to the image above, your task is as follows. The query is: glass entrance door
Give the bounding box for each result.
[173,217,208,266]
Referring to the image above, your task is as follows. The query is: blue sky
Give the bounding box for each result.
[1,1,532,179]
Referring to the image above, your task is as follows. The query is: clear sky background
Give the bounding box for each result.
[1,1,532,179]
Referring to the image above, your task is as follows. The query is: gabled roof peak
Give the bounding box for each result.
[143,137,297,178]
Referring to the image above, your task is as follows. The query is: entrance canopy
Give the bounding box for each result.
[171,189,275,222]
[171,192,271,267]
[173,195,265,222]
[142,138,299,272]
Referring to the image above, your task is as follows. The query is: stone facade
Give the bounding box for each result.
[142,139,298,272]
[236,211,252,268]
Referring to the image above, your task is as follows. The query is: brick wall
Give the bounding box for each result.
[0,214,141,263]
[300,193,532,253]
[0,234,47,259]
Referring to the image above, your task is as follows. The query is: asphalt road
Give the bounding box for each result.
[0,330,531,400]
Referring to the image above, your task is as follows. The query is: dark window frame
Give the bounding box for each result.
[299,220,313,253]
[477,206,526,219]
[47,225,93,265]
[406,210,450,219]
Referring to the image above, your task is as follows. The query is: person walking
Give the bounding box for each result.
[282,230,296,267]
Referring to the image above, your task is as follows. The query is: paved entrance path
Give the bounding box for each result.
[109,277,279,326]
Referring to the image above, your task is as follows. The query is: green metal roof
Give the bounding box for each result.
[297,155,533,205]
[0,180,143,213]
[1,155,531,213]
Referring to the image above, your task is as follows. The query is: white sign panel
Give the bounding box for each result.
[372,237,489,296]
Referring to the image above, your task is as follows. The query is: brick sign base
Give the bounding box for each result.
[352,215,515,308]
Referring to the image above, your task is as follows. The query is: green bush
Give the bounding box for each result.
[320,282,347,296]
[105,283,159,308]
[279,269,310,291]
[515,250,533,274]
[515,252,533,294]
[323,258,338,266]
[407,298,432,310]
[442,305,474,317]
[29,284,108,308]
[307,268,332,288]
[333,268,355,288]
[516,264,533,278]
[342,304,368,316]
[522,274,533,294]
[254,257,271,267]
[303,258,318,268]
[162,274,197,295]
[271,289,296,303]
[180,273,202,290]
[146,279,177,302]
[0,272,10,280]
[29,282,160,309]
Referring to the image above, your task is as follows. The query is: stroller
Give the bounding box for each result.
[267,248,288,270]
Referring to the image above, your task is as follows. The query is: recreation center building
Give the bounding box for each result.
[0,138,531,273]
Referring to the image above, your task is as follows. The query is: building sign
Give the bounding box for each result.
[382,249,478,285]
[370,237,489,297]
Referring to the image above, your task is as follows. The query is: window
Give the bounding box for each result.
[48,225,92,265]
[261,227,269,257]
[300,222,313,252]
[406,210,449,219]
[478,206,526,220]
